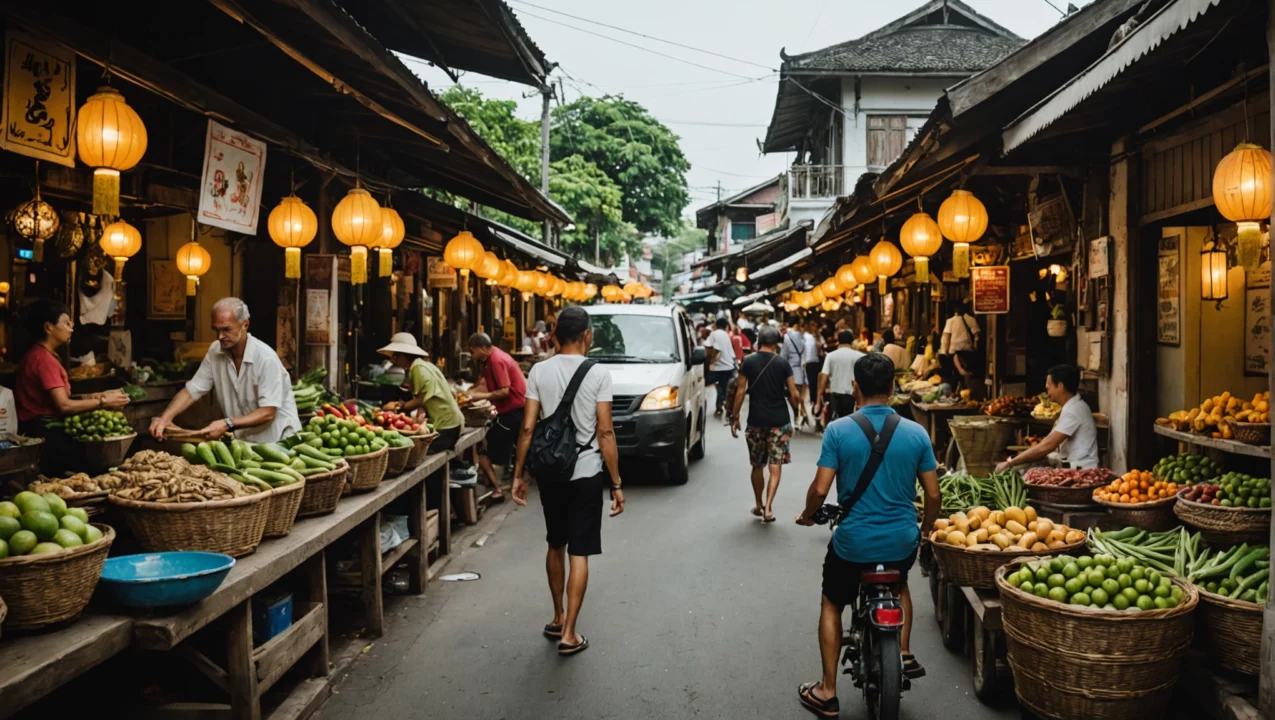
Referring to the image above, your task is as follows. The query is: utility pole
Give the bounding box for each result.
[716,180,723,202]
[540,81,553,248]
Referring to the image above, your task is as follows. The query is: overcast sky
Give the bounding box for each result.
[402,0,1094,225]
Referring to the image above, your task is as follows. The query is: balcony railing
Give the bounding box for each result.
[789,165,844,199]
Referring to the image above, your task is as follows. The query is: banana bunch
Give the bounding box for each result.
[1157,391,1271,438]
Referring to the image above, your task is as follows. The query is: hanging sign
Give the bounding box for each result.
[197,120,267,234]
[427,256,457,289]
[1157,234,1181,346]
[971,265,1010,314]
[1,29,76,167]
[1245,265,1271,376]
[1089,236,1111,278]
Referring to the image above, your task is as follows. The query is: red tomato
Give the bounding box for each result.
[394,420,405,429]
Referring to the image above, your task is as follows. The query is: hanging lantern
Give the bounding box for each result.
[870,239,903,294]
[377,206,406,278]
[736,266,748,283]
[820,276,843,298]
[601,284,620,301]
[796,291,814,310]
[1213,143,1272,271]
[532,272,551,296]
[810,285,826,305]
[175,241,211,296]
[899,211,943,283]
[552,277,567,297]
[100,219,142,281]
[267,194,318,279]
[497,260,519,287]
[851,255,876,286]
[938,189,987,278]
[584,283,598,300]
[474,251,502,282]
[515,270,537,301]
[836,263,858,290]
[443,230,484,277]
[1201,241,1229,302]
[77,87,148,217]
[332,187,382,285]
[10,189,59,262]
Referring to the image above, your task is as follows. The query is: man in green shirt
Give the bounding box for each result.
[379,333,463,452]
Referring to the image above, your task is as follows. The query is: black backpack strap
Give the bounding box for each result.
[558,360,597,449]
[840,412,902,516]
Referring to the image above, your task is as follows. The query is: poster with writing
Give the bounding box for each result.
[197,120,267,234]
[971,265,1010,314]
[1158,234,1181,345]
[305,289,331,346]
[1,29,75,167]
[1246,284,1271,376]
[1089,236,1110,278]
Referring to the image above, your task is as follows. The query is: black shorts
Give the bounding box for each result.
[821,544,918,608]
[805,362,822,389]
[540,472,606,556]
[482,408,524,465]
[431,425,461,453]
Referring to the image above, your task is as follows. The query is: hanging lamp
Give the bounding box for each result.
[820,276,843,298]
[444,230,484,277]
[497,259,519,287]
[77,86,148,217]
[584,283,598,300]
[515,270,537,301]
[899,209,943,283]
[268,194,318,279]
[1201,239,1229,302]
[175,240,211,296]
[331,185,381,284]
[474,250,502,283]
[100,219,142,281]
[851,255,875,287]
[10,165,59,262]
[938,189,987,278]
[870,238,903,294]
[1212,143,1272,271]
[835,263,858,291]
[377,202,406,278]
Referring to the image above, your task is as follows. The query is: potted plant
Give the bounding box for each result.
[1046,304,1068,337]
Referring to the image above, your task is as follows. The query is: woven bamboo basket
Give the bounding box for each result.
[0,595,6,642]
[995,560,1197,720]
[930,534,1085,590]
[0,436,43,475]
[80,433,137,472]
[346,446,390,493]
[1194,587,1261,675]
[263,481,306,538]
[0,524,114,629]
[1094,495,1179,532]
[948,418,1018,477]
[1230,421,1270,446]
[110,490,269,558]
[405,431,439,468]
[1025,483,1103,507]
[1173,489,1270,547]
[385,444,411,477]
[296,461,348,518]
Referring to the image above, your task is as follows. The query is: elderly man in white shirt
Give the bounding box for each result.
[150,298,301,444]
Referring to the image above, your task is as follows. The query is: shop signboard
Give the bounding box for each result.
[1245,264,1271,375]
[1089,236,1111,278]
[1,29,76,167]
[971,265,1009,314]
[427,257,457,289]
[1157,234,1181,346]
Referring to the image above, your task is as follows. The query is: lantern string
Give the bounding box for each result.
[1241,62,1251,142]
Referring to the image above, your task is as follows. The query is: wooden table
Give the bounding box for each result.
[1153,423,1271,459]
[0,614,132,719]
[910,401,981,454]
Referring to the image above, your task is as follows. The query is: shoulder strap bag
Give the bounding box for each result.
[836,412,902,517]
[527,360,597,485]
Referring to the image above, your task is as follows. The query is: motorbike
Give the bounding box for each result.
[811,503,910,720]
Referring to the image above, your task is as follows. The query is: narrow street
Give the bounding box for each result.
[319,408,1019,720]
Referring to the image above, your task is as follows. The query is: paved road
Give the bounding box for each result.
[320,411,1020,720]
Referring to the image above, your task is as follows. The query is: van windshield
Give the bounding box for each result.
[587,314,680,363]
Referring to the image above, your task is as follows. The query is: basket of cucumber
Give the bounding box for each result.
[1187,542,1268,676]
[263,481,306,538]
[296,462,348,518]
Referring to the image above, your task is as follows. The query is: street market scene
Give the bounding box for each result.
[4,0,1275,719]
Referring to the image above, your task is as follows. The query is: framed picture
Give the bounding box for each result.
[1157,234,1181,345]
[148,260,186,319]
[197,120,266,234]
[1246,283,1271,376]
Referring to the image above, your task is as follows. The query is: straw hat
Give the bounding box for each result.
[378,332,428,358]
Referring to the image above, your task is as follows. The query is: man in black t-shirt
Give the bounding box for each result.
[730,326,802,522]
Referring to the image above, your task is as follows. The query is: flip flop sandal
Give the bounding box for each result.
[751,507,764,518]
[543,623,563,639]
[558,636,589,656]
[763,511,777,523]
[902,653,927,678]
[798,682,840,718]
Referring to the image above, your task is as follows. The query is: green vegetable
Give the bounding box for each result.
[121,384,147,401]
[181,443,200,465]
[196,442,217,467]
[208,462,240,475]
[255,443,293,464]
[1230,547,1269,581]
[210,441,235,467]
[245,468,299,486]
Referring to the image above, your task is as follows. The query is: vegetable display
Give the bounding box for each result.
[1004,554,1184,610]
[1208,472,1272,508]
[1088,526,1270,604]
[931,505,1084,552]
[306,415,394,455]
[29,472,126,498]
[982,395,1034,418]
[369,409,423,433]
[1088,527,1196,576]
[1190,544,1269,602]
[121,384,147,401]
[921,471,1026,511]
[1092,469,1179,504]
[0,491,98,558]
[292,367,337,415]
[182,434,345,490]
[59,410,132,441]
[1152,453,1220,484]
[107,450,262,501]
[1022,467,1114,488]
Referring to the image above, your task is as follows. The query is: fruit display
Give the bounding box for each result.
[1152,453,1220,484]
[107,451,262,502]
[1092,469,1180,504]
[1022,467,1115,488]
[1157,390,1271,438]
[931,505,1084,552]
[369,409,424,433]
[1206,472,1271,508]
[292,367,338,415]
[1189,543,1269,603]
[1003,553,1184,610]
[1031,395,1062,420]
[983,395,1034,418]
[0,491,101,558]
[304,415,393,457]
[29,472,127,499]
[58,409,132,441]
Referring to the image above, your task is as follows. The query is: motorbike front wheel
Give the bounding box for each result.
[865,629,902,720]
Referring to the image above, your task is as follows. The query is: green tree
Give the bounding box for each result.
[549,155,635,264]
[652,223,708,295]
[551,96,690,237]
[438,86,540,180]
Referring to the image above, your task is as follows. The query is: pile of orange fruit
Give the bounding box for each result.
[1092,469,1180,504]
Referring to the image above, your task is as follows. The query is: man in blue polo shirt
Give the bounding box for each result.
[795,353,940,718]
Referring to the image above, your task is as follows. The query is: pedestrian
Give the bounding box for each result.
[730,326,802,523]
[803,321,822,410]
[879,328,908,371]
[703,317,737,419]
[511,306,625,657]
[796,353,941,717]
[378,333,463,453]
[467,332,528,502]
[736,312,753,333]
[780,323,809,424]
[941,301,981,396]
[815,330,863,422]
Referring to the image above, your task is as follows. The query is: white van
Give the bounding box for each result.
[582,303,707,483]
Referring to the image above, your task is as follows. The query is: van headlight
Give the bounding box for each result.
[640,386,681,410]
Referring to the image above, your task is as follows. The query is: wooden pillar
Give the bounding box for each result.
[360,512,384,637]
[406,479,427,595]
[225,601,260,720]
[305,549,330,677]
[1259,3,1275,708]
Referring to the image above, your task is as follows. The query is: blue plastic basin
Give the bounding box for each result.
[100,552,235,609]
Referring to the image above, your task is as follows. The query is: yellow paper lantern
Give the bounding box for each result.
[497,260,519,287]
[474,251,502,281]
[532,272,551,296]
[515,270,538,301]
[1213,143,1272,270]
[100,219,142,281]
[851,255,875,286]
[77,87,148,217]
[584,283,598,299]
[810,285,826,305]
[820,276,843,298]
[795,291,813,309]
[601,284,620,300]
[377,206,406,278]
[267,195,318,280]
[938,189,987,278]
[175,241,211,297]
[444,230,484,277]
[899,211,943,283]
[836,263,858,290]
[870,239,903,294]
[332,187,382,284]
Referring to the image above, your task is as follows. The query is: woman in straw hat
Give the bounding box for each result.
[379,333,463,453]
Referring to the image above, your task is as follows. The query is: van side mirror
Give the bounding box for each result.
[691,348,707,366]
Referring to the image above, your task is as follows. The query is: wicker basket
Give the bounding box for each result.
[1195,587,1261,675]
[949,417,1018,477]
[0,436,43,475]
[1094,495,1179,532]
[1025,483,1103,507]
[297,461,348,518]
[930,534,1085,590]
[405,431,439,468]
[1173,489,1270,547]
[80,433,137,472]
[0,595,6,642]
[995,559,1198,720]
[385,444,411,477]
[110,490,269,558]
[1230,421,1270,446]
[345,446,390,493]
[263,481,306,538]
[0,524,114,629]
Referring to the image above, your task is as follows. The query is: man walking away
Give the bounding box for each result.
[512,307,625,657]
[704,317,737,419]
[468,332,527,502]
[780,325,809,426]
[731,326,802,523]
[815,331,863,423]
[941,301,982,398]
[795,354,941,717]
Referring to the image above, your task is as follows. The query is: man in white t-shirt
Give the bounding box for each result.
[941,302,981,395]
[512,307,625,658]
[816,330,864,421]
[736,313,753,332]
[704,317,737,418]
[996,364,1099,472]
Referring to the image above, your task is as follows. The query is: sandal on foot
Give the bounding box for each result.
[902,653,926,679]
[751,507,764,518]
[798,682,839,718]
[543,623,563,639]
[558,635,589,656]
[763,510,776,523]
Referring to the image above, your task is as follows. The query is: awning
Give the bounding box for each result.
[751,248,813,282]
[1001,0,1222,153]
[672,291,713,303]
[490,228,569,269]
[733,290,766,307]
